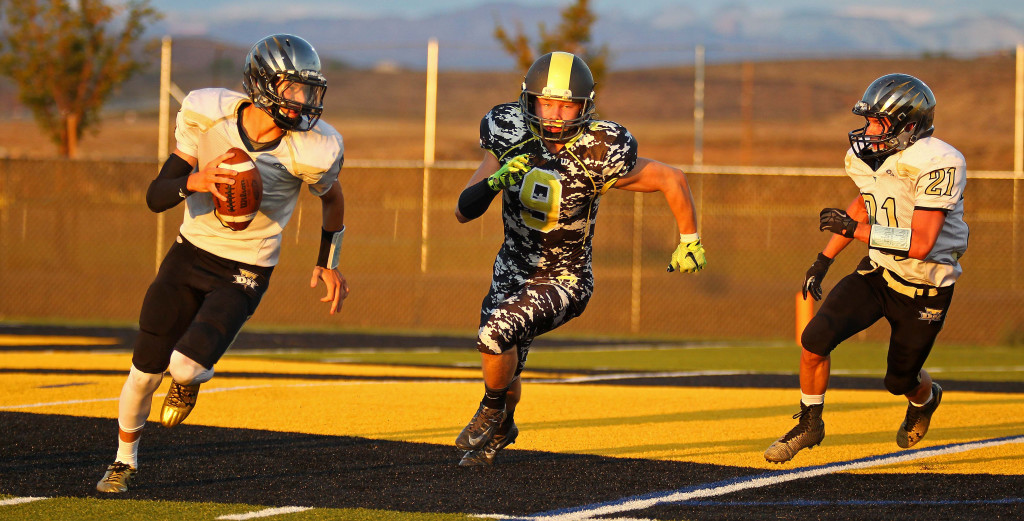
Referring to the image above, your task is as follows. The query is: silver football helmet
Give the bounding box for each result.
[849,73,935,165]
[242,34,327,132]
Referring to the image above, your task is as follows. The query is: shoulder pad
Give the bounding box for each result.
[179,88,247,132]
[898,137,965,178]
[286,120,344,185]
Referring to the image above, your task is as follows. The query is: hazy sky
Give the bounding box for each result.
[149,0,1023,22]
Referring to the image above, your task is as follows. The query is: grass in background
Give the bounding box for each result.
[0,498,477,521]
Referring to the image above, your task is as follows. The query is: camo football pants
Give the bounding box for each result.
[477,281,591,376]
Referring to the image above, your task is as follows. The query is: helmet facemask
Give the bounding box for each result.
[243,35,327,132]
[519,91,595,143]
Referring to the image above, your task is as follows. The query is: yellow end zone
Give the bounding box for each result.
[0,335,119,346]
[2,351,1022,475]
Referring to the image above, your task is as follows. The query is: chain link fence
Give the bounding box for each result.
[1,158,1021,345]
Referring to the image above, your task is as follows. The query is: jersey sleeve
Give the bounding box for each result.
[479,103,525,160]
[173,91,203,158]
[602,124,638,181]
[307,153,343,196]
[291,121,344,196]
[173,88,244,160]
[913,156,966,211]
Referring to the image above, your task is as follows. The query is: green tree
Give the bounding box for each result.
[493,0,608,85]
[0,0,161,157]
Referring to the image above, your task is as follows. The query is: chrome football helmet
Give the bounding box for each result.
[242,34,327,132]
[849,73,935,165]
[518,51,596,142]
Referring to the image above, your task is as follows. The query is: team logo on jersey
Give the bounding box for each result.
[233,269,259,290]
[918,307,945,323]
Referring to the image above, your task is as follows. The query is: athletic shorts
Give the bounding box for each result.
[131,235,273,373]
[477,279,591,376]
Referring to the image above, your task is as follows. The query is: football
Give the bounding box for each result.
[213,147,263,231]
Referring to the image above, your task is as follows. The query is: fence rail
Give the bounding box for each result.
[1,158,1020,346]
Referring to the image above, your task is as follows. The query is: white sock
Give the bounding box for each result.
[801,393,825,406]
[910,388,934,408]
[115,433,141,469]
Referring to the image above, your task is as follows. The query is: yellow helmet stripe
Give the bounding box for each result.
[544,52,575,98]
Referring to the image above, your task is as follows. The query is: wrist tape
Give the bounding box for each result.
[680,232,700,244]
[317,226,345,269]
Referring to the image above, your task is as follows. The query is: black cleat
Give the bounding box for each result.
[455,403,506,451]
[897,382,942,449]
[764,402,825,463]
[459,419,519,467]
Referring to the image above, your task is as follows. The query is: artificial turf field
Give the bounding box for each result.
[1,325,1023,520]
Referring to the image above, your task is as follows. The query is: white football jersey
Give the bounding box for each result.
[174,88,343,266]
[844,136,968,287]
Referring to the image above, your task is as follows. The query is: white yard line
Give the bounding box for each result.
[0,497,48,506]
[216,506,312,519]
[522,435,1024,520]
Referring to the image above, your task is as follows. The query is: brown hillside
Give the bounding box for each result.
[0,53,1017,170]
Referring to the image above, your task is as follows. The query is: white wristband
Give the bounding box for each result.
[680,233,700,243]
[869,224,911,251]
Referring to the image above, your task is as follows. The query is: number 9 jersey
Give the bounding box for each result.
[845,136,969,287]
[480,102,638,292]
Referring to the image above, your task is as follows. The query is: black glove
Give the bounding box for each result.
[802,252,834,301]
[819,208,858,238]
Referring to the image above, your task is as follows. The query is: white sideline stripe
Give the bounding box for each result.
[216,506,312,520]
[0,497,48,506]
[524,435,1024,520]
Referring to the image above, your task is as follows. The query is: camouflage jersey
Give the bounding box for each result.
[480,102,638,294]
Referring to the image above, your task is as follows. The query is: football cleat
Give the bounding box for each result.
[459,419,519,467]
[160,381,200,428]
[455,403,506,451]
[96,461,136,493]
[897,382,942,448]
[764,402,825,463]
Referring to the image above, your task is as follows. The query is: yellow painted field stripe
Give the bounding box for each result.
[0,335,118,346]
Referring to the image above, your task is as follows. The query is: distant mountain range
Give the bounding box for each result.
[157,2,1024,70]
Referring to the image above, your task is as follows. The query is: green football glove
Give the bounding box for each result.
[667,236,706,273]
[486,153,532,191]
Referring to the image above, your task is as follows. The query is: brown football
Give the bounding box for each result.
[213,147,263,231]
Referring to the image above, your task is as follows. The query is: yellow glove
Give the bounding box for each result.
[486,153,532,191]
[668,234,706,273]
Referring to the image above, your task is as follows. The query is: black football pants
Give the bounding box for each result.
[131,235,273,373]
[801,258,955,396]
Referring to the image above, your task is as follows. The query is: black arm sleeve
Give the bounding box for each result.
[146,154,195,212]
[457,178,500,220]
